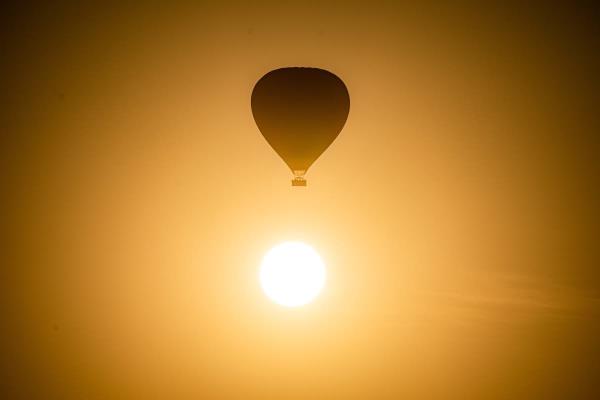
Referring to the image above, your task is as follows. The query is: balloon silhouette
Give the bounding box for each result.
[251,67,350,186]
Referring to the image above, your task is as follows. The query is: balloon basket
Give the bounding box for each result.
[292,177,307,187]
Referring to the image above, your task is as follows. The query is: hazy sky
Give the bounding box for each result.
[4,2,600,399]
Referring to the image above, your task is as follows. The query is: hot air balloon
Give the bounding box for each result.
[251,67,350,186]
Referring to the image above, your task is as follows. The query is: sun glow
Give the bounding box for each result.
[259,241,326,307]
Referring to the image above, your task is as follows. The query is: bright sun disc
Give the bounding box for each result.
[259,241,326,307]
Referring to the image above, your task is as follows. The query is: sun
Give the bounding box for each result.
[259,241,326,307]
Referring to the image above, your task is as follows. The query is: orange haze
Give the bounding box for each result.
[4,2,600,399]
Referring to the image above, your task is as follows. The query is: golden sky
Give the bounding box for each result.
[4,2,600,399]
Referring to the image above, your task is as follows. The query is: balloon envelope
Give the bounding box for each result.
[251,67,350,186]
